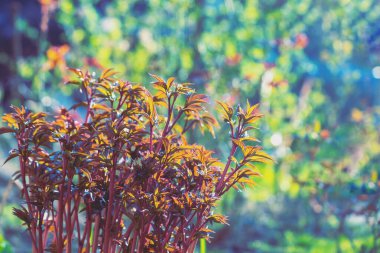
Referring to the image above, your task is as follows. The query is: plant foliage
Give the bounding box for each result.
[1,68,270,253]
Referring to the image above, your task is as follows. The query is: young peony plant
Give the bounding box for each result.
[1,68,271,253]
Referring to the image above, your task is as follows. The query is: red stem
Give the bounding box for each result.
[38,210,44,253]
[91,215,100,253]
[18,147,38,252]
[85,217,92,253]
[138,215,153,252]
[155,94,175,153]
[130,228,138,253]
[219,160,246,195]
[103,142,119,252]
[216,117,244,193]
[66,177,73,253]
[216,144,237,193]
[149,123,153,152]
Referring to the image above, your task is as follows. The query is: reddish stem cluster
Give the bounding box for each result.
[1,68,271,253]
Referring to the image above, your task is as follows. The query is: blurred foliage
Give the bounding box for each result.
[0,205,21,230]
[0,234,12,253]
[0,0,379,252]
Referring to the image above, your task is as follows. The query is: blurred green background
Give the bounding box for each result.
[0,0,379,252]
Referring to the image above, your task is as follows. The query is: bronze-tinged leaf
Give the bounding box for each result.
[92,104,111,112]
[131,85,146,97]
[150,74,168,94]
[171,197,183,209]
[153,83,167,94]
[165,245,178,252]
[69,101,88,110]
[232,138,245,151]
[153,196,159,209]
[246,157,271,164]
[149,73,165,83]
[186,94,208,106]
[246,102,259,116]
[200,227,214,233]
[239,168,261,177]
[240,136,260,143]
[207,214,229,225]
[97,86,110,97]
[216,101,233,121]
[244,163,258,171]
[64,80,81,85]
[241,126,257,133]
[144,92,156,120]
[100,68,118,80]
[198,113,219,138]
[237,177,256,186]
[246,99,251,111]
[167,77,175,88]
[254,151,274,162]
[67,67,83,77]
[0,127,16,135]
[242,146,260,157]
[176,83,194,94]
[30,112,47,122]
[80,168,92,182]
[244,115,262,125]
[10,105,26,115]
[2,114,18,128]
[184,193,192,206]
[3,153,19,166]
[153,89,167,99]
[231,156,239,166]
[194,227,214,241]
[216,101,230,113]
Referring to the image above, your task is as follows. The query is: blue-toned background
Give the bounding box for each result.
[0,0,379,252]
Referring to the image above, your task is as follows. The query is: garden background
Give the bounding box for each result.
[0,0,379,252]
